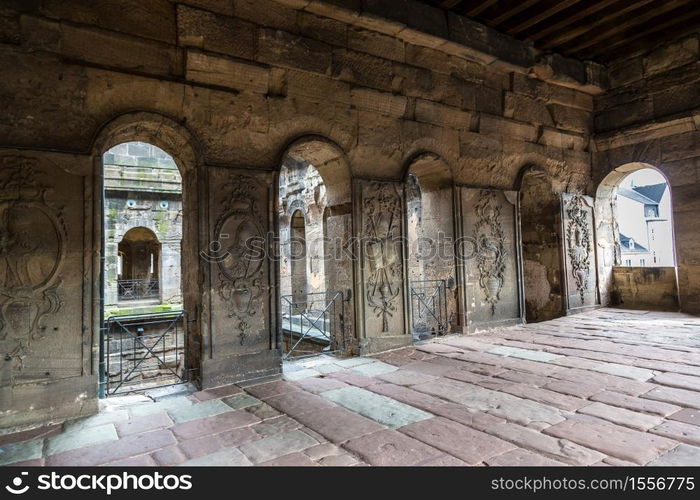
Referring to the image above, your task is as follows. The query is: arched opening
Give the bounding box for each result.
[596,163,679,310]
[100,140,187,395]
[117,227,161,302]
[404,153,459,341]
[277,137,353,359]
[289,209,308,296]
[518,166,564,322]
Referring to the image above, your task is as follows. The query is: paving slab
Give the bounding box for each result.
[115,412,173,437]
[647,444,700,466]
[168,399,233,424]
[669,408,700,425]
[294,407,385,443]
[400,417,515,464]
[484,422,604,465]
[264,390,336,417]
[239,430,319,464]
[180,447,252,466]
[487,345,562,362]
[342,429,444,466]
[376,369,439,386]
[222,393,262,410]
[351,361,399,377]
[543,419,678,465]
[45,424,119,456]
[283,368,321,381]
[485,449,565,466]
[653,372,700,392]
[0,439,44,466]
[294,376,349,394]
[259,452,318,466]
[650,420,700,446]
[170,410,260,440]
[321,386,432,428]
[590,390,681,416]
[642,386,700,409]
[578,402,664,431]
[130,396,194,418]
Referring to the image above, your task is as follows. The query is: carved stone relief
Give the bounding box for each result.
[360,181,403,334]
[460,187,522,330]
[210,171,268,351]
[0,156,67,379]
[562,193,598,309]
[472,189,508,314]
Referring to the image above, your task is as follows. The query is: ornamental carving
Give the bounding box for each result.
[362,182,402,332]
[213,174,266,346]
[0,156,66,377]
[472,190,508,314]
[565,194,592,304]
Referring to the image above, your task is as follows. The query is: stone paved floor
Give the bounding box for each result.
[2,308,700,466]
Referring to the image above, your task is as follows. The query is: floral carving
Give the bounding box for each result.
[472,190,508,314]
[213,174,266,346]
[0,156,66,377]
[565,194,592,304]
[362,182,402,332]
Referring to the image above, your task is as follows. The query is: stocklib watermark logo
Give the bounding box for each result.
[5,472,29,495]
[2,471,193,497]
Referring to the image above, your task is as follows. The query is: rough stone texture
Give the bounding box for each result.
[0,0,698,434]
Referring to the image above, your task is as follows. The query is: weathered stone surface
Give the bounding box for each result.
[321,386,432,428]
[181,447,253,466]
[543,420,677,465]
[400,417,515,465]
[669,408,700,425]
[643,386,700,409]
[648,444,700,466]
[294,407,385,443]
[500,384,587,411]
[239,430,319,464]
[343,429,443,466]
[650,420,700,446]
[653,372,700,392]
[485,448,565,466]
[578,402,664,431]
[590,391,681,416]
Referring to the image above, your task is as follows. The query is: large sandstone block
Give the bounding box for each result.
[350,87,407,117]
[332,48,394,91]
[61,24,179,77]
[415,99,472,129]
[260,29,333,75]
[504,92,554,126]
[177,5,256,60]
[186,50,270,94]
[286,69,351,104]
[233,0,299,32]
[644,36,699,77]
[348,26,405,62]
[40,0,176,44]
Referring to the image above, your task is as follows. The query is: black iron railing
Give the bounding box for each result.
[280,291,345,359]
[410,279,448,341]
[101,311,187,395]
[117,278,159,301]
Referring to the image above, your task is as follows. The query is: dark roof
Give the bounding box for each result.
[632,183,667,203]
[618,187,657,205]
[619,233,649,253]
[423,0,700,62]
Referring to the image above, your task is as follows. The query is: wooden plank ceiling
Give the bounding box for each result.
[425,0,700,61]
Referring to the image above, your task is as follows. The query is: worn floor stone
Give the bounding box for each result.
[400,417,515,464]
[343,429,444,466]
[238,430,319,464]
[647,444,700,466]
[543,420,677,465]
[5,309,700,466]
[321,386,433,428]
[578,402,664,431]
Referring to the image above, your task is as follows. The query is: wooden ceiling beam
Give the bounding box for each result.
[487,0,542,27]
[539,0,656,49]
[464,0,499,17]
[507,0,583,36]
[527,0,625,41]
[440,0,464,9]
[588,8,700,60]
[562,0,697,55]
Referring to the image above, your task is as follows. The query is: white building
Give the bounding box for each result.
[617,178,675,267]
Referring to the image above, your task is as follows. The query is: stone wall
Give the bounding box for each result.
[0,0,697,430]
[593,32,700,314]
[612,267,679,311]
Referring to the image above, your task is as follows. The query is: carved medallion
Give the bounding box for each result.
[213,174,266,346]
[362,182,402,332]
[565,194,592,304]
[0,156,66,376]
[472,190,508,315]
